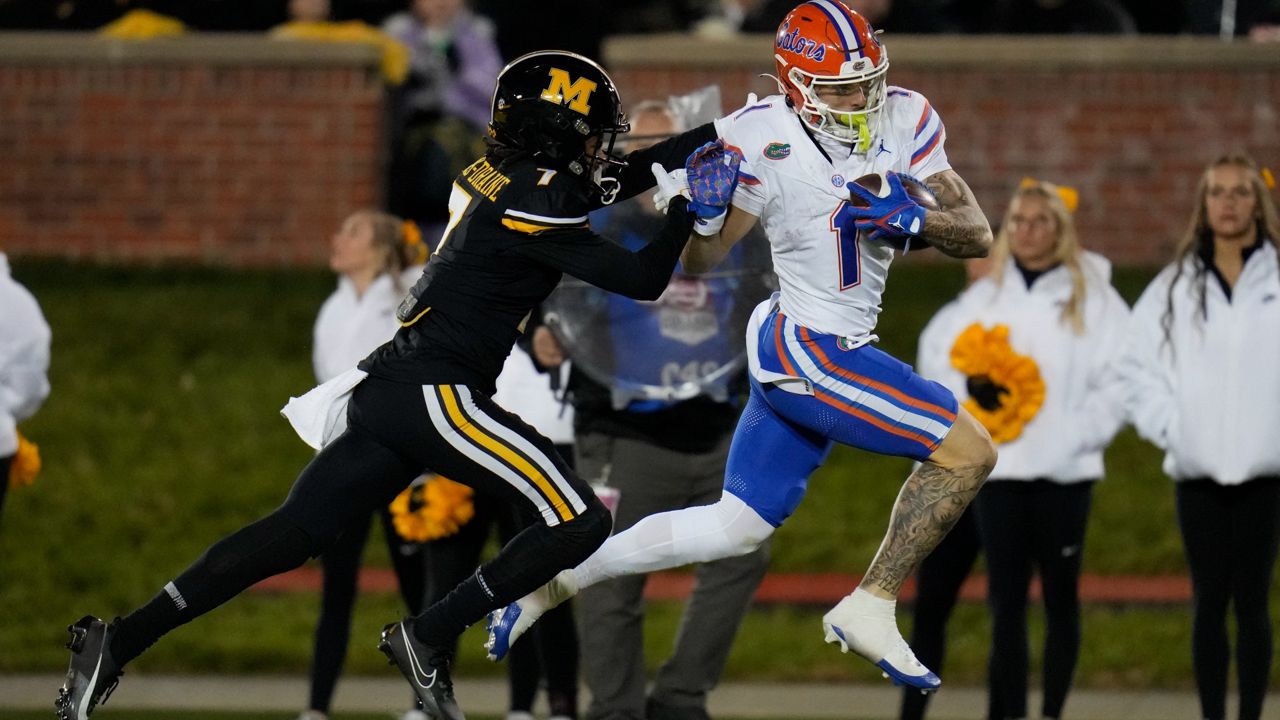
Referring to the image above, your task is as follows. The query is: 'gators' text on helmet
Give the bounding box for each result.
[489,50,631,202]
[773,0,888,152]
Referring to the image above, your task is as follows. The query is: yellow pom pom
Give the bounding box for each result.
[389,475,474,542]
[950,323,1045,444]
[9,432,41,489]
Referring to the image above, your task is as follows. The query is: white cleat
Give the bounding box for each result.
[484,569,579,661]
[822,590,941,693]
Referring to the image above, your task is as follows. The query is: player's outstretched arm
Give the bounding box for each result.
[681,205,759,273]
[920,169,993,259]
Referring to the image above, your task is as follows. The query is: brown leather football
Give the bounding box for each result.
[848,172,940,210]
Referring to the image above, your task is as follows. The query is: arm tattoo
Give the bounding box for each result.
[921,170,993,259]
[860,462,988,596]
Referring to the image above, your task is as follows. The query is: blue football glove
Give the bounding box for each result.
[684,140,741,221]
[847,171,927,241]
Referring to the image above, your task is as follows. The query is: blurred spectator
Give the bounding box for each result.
[533,101,771,720]
[96,7,185,37]
[1116,153,1280,720]
[288,0,332,22]
[0,250,51,525]
[911,180,1129,720]
[0,0,286,30]
[984,0,1137,33]
[270,1,411,85]
[382,0,502,231]
[301,210,428,720]
[1187,0,1280,36]
[693,0,808,35]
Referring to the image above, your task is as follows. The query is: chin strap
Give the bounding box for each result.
[597,176,621,205]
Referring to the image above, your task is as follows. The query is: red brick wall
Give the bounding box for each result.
[0,35,385,266]
[3,35,1278,267]
[608,36,1280,266]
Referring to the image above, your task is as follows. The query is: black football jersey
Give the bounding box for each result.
[359,123,717,394]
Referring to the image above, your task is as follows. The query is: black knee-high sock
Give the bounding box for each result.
[412,505,611,647]
[110,513,315,665]
[412,571,495,647]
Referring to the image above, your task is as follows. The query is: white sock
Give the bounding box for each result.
[572,494,773,589]
[849,586,896,617]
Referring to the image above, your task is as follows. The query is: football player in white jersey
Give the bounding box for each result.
[486,0,998,693]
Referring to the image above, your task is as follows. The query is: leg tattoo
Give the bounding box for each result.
[860,463,988,597]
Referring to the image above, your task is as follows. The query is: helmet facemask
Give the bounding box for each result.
[573,119,629,205]
[783,58,888,152]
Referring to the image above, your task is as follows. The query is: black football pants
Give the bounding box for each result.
[111,375,609,665]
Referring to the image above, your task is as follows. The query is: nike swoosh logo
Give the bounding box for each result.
[79,653,103,720]
[400,626,437,689]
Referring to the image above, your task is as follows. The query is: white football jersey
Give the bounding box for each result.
[714,88,950,339]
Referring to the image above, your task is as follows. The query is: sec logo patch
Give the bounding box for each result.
[831,174,846,187]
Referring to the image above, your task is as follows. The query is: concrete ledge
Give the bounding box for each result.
[605,33,1280,70]
[0,32,381,67]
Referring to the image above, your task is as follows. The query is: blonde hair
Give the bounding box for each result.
[990,180,1088,334]
[347,210,427,292]
[1162,152,1280,344]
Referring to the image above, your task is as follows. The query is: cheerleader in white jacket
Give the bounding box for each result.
[304,210,428,720]
[1114,153,1280,720]
[915,180,1129,720]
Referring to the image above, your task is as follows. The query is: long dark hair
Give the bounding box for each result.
[1161,152,1280,346]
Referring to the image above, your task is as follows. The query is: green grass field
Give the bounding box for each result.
[1,260,1274,689]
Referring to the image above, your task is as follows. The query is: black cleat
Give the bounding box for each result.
[377,619,465,720]
[55,616,124,720]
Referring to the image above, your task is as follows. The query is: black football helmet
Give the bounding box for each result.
[490,50,630,202]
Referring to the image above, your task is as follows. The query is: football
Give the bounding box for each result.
[848,172,940,211]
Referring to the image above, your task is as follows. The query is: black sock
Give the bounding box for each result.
[412,570,494,647]
[110,584,185,665]
[109,515,315,666]
[408,506,611,649]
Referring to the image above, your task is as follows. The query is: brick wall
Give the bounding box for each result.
[2,34,1277,267]
[0,34,385,266]
[607,35,1280,266]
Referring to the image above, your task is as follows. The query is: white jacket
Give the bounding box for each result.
[493,346,574,446]
[0,253,52,457]
[312,269,420,384]
[917,252,1130,482]
[1115,241,1280,483]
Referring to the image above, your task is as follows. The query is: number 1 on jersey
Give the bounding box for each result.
[830,201,862,290]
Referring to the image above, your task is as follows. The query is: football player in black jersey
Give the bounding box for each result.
[56,50,742,720]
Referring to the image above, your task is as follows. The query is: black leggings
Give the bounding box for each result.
[110,376,609,667]
[1176,477,1280,720]
[0,454,10,523]
[900,506,986,720]
[308,508,426,714]
[974,480,1094,720]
